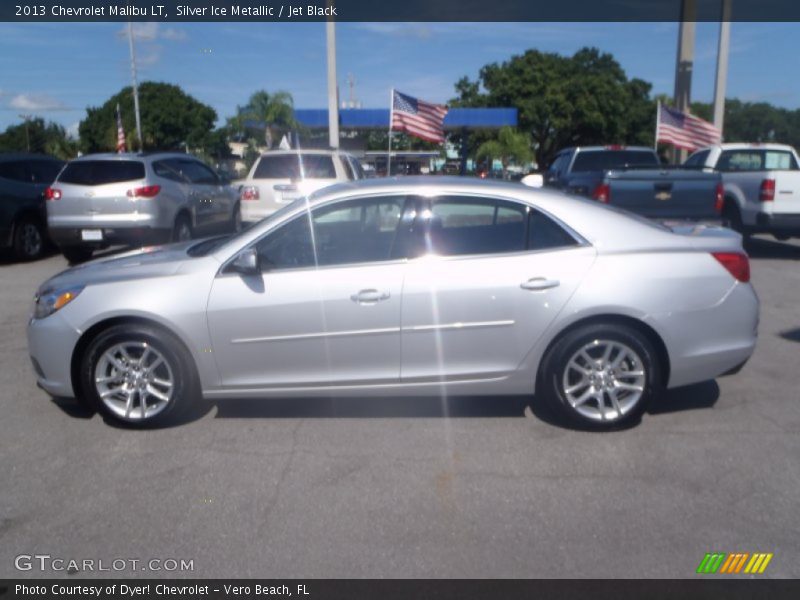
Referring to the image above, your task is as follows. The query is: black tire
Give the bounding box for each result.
[80,324,197,428]
[774,233,790,241]
[62,246,94,264]
[172,214,193,242]
[722,201,749,240]
[232,202,242,232]
[537,323,661,430]
[12,216,45,261]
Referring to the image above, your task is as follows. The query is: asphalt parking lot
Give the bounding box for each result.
[1,237,799,579]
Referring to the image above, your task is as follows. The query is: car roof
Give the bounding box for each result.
[706,143,796,152]
[0,152,64,163]
[558,146,656,154]
[257,149,353,157]
[69,152,193,162]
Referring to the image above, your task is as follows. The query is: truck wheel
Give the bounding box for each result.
[722,202,749,240]
[12,216,45,261]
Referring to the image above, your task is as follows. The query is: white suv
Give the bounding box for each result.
[239,150,366,224]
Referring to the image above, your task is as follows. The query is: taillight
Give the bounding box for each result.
[44,187,61,201]
[714,183,724,214]
[712,252,750,283]
[592,183,611,203]
[126,185,161,198]
[759,179,775,202]
[241,186,259,201]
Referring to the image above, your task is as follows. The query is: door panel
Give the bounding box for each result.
[207,264,404,388]
[400,248,595,381]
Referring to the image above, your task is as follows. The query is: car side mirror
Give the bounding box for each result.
[229,248,261,276]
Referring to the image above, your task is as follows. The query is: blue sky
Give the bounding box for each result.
[0,21,797,134]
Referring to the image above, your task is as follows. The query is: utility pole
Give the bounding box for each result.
[18,114,32,152]
[127,20,144,151]
[673,0,697,163]
[713,0,732,134]
[326,15,339,149]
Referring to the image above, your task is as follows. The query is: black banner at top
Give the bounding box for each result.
[3,0,800,22]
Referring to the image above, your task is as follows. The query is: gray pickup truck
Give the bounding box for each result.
[544,146,723,221]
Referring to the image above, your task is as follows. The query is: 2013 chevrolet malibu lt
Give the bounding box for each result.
[27,178,759,429]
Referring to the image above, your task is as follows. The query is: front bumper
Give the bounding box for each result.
[27,311,81,398]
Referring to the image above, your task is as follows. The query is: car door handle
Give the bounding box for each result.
[520,278,560,291]
[350,289,391,304]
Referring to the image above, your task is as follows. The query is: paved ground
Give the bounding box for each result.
[1,237,799,579]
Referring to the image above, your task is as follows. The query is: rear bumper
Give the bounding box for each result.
[755,212,800,234]
[49,226,171,248]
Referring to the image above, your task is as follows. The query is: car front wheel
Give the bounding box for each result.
[538,323,660,430]
[80,324,196,427]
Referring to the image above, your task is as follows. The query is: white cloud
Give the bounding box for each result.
[66,122,80,140]
[161,27,188,42]
[9,93,68,111]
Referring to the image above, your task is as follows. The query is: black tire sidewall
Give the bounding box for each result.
[62,246,93,264]
[13,217,44,261]
[173,215,192,242]
[80,325,193,428]
[540,323,660,430]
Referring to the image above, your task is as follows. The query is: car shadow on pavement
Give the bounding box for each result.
[214,395,531,420]
[744,237,800,260]
[647,380,720,415]
[779,327,800,343]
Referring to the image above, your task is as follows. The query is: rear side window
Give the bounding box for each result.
[58,160,145,186]
[716,150,798,171]
[178,160,219,185]
[423,197,527,256]
[0,161,31,183]
[528,210,579,251]
[571,150,659,173]
[152,160,186,182]
[253,154,337,180]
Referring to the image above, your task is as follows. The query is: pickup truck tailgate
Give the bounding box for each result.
[606,169,721,220]
[770,171,800,214]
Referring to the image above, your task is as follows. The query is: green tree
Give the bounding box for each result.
[476,126,533,176]
[79,82,217,153]
[235,90,298,149]
[453,47,654,167]
[0,118,79,159]
[691,99,800,148]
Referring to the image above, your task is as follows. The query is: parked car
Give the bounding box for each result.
[239,150,366,224]
[28,177,758,430]
[684,143,800,240]
[544,146,723,221]
[0,153,64,260]
[46,152,239,263]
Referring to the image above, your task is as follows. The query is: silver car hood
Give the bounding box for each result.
[40,243,198,293]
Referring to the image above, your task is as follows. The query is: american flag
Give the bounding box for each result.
[391,90,448,144]
[656,103,721,151]
[116,103,127,153]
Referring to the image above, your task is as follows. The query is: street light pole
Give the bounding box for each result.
[713,0,732,134]
[127,20,144,152]
[673,0,697,163]
[18,114,32,152]
[326,18,339,149]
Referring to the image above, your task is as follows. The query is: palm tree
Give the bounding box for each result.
[239,90,298,149]
[476,126,533,178]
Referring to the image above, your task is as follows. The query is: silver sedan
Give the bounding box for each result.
[27,177,759,429]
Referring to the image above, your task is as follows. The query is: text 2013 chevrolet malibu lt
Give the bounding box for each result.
[27,178,758,429]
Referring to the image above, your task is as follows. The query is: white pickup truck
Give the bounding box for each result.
[686,143,800,240]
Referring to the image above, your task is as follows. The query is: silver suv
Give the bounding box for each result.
[240,150,366,224]
[46,153,239,263]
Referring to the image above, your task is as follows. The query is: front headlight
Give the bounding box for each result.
[33,285,84,320]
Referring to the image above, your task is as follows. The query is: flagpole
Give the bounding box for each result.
[387,88,394,177]
[654,100,660,151]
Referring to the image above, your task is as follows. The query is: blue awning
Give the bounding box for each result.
[292,107,517,130]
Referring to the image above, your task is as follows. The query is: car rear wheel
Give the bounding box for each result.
[538,323,660,430]
[80,324,196,427]
[13,217,45,261]
[61,246,94,264]
[173,214,193,242]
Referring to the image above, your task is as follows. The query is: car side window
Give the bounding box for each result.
[0,161,32,183]
[153,160,186,182]
[29,160,64,183]
[528,209,579,251]
[716,151,763,172]
[684,150,710,169]
[254,196,407,270]
[180,160,219,185]
[420,197,527,257]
